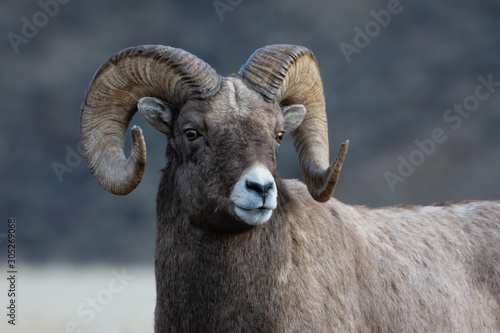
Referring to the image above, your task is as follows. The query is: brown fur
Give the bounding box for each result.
[80,45,500,331]
[152,78,500,332]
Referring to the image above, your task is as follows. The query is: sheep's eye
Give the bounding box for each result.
[185,129,199,141]
[275,131,284,144]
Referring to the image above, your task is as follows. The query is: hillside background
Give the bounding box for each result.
[0,0,499,331]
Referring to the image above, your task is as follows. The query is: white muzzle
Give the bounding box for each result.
[230,164,277,225]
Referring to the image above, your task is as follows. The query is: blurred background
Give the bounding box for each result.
[1,0,499,331]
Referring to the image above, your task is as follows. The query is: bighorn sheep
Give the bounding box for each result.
[81,44,500,332]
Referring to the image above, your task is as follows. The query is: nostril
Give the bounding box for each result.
[263,182,274,193]
[246,180,274,198]
[246,180,264,194]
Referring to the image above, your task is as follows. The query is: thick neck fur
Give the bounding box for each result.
[154,166,298,332]
[153,151,500,332]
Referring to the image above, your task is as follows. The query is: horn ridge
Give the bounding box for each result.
[238,44,348,201]
[238,45,310,102]
[81,45,221,195]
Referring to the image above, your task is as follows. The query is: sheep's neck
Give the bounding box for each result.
[154,203,292,331]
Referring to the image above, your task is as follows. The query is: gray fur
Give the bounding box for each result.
[150,78,500,332]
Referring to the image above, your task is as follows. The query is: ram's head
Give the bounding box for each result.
[81,45,348,228]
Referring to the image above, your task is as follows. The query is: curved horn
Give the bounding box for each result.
[238,44,348,202]
[81,45,221,195]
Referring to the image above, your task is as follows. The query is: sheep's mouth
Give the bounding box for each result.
[236,205,270,211]
[234,205,274,226]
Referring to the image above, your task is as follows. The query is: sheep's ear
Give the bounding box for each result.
[281,104,306,134]
[138,97,175,137]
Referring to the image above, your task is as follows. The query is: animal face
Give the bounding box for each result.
[81,44,348,220]
[139,78,305,228]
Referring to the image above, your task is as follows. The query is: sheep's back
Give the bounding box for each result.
[284,179,500,331]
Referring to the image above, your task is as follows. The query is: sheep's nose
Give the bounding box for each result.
[246,180,274,200]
